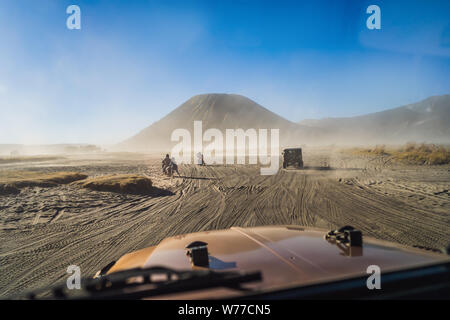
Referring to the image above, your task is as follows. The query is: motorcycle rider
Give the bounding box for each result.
[162,154,171,174]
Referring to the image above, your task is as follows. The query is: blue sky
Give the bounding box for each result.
[0,0,449,144]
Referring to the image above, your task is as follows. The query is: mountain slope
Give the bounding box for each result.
[299,95,450,145]
[119,94,316,151]
[119,94,450,151]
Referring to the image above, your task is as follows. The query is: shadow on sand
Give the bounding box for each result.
[96,186,175,197]
[145,186,175,197]
[285,166,360,171]
[178,175,217,181]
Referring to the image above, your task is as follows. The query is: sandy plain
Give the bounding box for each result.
[0,149,449,296]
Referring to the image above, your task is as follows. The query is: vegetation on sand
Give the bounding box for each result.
[349,143,450,165]
[0,171,88,195]
[72,174,154,195]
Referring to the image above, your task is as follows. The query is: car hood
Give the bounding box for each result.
[106,225,448,298]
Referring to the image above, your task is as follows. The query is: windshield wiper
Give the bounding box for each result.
[18,266,262,300]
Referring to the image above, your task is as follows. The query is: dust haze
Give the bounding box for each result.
[0,93,449,297]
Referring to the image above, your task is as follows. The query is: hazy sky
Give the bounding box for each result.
[0,0,449,144]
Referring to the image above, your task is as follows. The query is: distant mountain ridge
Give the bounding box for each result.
[299,95,450,145]
[119,94,450,151]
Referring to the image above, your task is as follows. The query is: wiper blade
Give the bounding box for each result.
[21,266,262,300]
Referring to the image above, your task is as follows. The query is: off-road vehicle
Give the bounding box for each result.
[282,148,303,169]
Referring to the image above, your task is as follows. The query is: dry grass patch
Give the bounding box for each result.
[73,174,156,195]
[0,171,88,195]
[350,145,389,156]
[391,143,450,165]
[346,143,450,165]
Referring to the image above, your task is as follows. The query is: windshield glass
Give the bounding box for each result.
[0,0,449,301]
